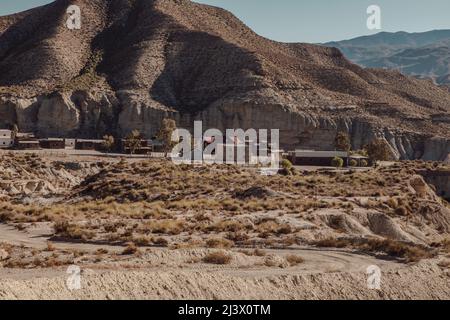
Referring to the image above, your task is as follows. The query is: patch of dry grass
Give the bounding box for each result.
[202,251,232,265]
[1,156,449,255]
[121,243,139,255]
[206,238,234,249]
[286,254,305,266]
[315,238,435,263]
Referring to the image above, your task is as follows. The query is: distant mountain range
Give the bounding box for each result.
[325,30,450,85]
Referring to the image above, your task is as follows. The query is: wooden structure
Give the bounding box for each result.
[75,139,105,151]
[39,138,65,149]
[17,140,40,150]
[287,150,349,167]
[0,129,13,149]
[120,139,152,154]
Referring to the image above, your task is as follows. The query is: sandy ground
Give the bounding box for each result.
[0,222,401,277]
[0,262,449,300]
[0,155,448,300]
[1,222,449,300]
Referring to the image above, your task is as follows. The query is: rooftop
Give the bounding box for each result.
[292,150,349,158]
[76,139,105,143]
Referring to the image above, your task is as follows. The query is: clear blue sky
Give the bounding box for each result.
[2,0,450,42]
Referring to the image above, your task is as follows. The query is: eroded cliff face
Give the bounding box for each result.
[419,169,450,201]
[0,0,449,160]
[0,91,119,138]
[1,90,449,161]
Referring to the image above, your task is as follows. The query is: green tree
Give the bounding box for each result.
[157,119,177,153]
[331,156,344,168]
[125,130,142,154]
[334,131,351,151]
[279,159,294,176]
[366,138,392,163]
[281,159,293,170]
[102,135,115,153]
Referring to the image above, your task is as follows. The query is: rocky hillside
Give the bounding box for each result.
[0,0,450,160]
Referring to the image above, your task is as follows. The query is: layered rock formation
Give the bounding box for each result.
[0,0,450,160]
[419,169,450,201]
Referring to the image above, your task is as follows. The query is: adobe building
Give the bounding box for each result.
[120,139,152,154]
[17,140,40,150]
[65,139,76,149]
[14,133,40,150]
[75,139,105,151]
[39,138,65,149]
[0,129,13,149]
[149,140,165,153]
[287,150,350,167]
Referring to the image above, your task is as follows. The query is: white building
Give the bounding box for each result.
[0,130,13,149]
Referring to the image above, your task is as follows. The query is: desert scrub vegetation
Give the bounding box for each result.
[122,242,139,255]
[73,159,430,203]
[0,242,84,269]
[315,238,436,263]
[286,254,305,266]
[440,237,450,254]
[206,237,234,249]
[54,221,95,241]
[1,157,449,252]
[202,251,233,265]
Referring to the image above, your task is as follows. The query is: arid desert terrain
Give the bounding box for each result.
[0,150,449,299]
[1,0,450,301]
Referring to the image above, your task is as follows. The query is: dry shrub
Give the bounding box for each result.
[255,220,279,234]
[263,255,288,268]
[441,238,450,254]
[438,259,450,268]
[46,241,55,252]
[153,237,169,247]
[206,238,234,249]
[365,239,434,262]
[208,220,244,233]
[316,238,435,263]
[132,235,152,246]
[221,199,240,212]
[286,254,304,266]
[203,251,232,265]
[315,238,349,248]
[96,248,108,255]
[53,221,94,241]
[394,206,409,216]
[253,248,267,257]
[386,197,398,209]
[122,242,139,255]
[143,220,184,235]
[226,231,249,243]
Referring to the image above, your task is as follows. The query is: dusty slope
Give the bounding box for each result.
[0,0,449,158]
[1,155,449,261]
[0,153,449,299]
[1,262,449,300]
